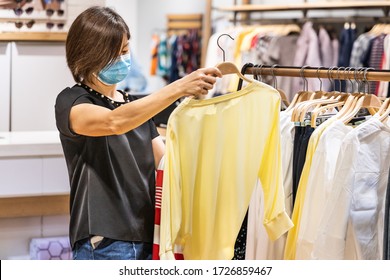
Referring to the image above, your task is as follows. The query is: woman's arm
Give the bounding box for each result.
[69,67,221,137]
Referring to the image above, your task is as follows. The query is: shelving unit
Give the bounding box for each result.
[215,1,390,18]
[0,194,69,218]
[215,1,390,24]
[167,14,203,31]
[0,32,67,42]
[202,1,390,66]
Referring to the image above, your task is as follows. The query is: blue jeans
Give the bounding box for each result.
[72,238,152,260]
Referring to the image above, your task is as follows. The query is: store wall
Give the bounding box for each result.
[0,0,105,132]
[0,0,107,260]
[0,43,11,132]
[10,42,74,131]
[105,0,138,56]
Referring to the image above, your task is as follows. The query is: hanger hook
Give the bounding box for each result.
[353,67,359,92]
[364,67,374,94]
[258,64,264,82]
[355,67,364,93]
[345,67,353,93]
[217,33,234,62]
[316,66,326,91]
[271,64,278,89]
[253,64,260,81]
[327,66,337,91]
[300,65,309,91]
[337,67,345,93]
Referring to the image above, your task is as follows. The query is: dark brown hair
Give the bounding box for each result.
[66,6,130,84]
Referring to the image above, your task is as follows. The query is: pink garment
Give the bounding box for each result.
[319,27,333,67]
[332,39,339,68]
[291,22,321,94]
[377,35,390,98]
[319,27,333,91]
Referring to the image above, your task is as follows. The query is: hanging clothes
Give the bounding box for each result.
[150,34,159,75]
[312,117,390,260]
[152,156,184,260]
[295,120,353,259]
[245,109,294,260]
[337,23,357,93]
[338,25,357,67]
[384,168,390,260]
[151,29,202,83]
[284,117,337,260]
[368,34,386,95]
[205,24,301,99]
[319,26,339,91]
[347,32,376,92]
[292,125,315,206]
[157,34,169,80]
[159,81,293,260]
[265,35,299,101]
[377,35,390,98]
[291,21,321,94]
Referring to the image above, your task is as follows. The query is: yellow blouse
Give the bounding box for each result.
[159,81,293,260]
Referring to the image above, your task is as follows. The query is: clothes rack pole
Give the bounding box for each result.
[244,65,390,82]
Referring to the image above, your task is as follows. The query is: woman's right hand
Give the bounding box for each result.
[167,67,222,99]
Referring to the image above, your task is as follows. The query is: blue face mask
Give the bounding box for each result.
[97,53,131,85]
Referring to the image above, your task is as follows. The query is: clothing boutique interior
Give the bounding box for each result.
[1,0,390,261]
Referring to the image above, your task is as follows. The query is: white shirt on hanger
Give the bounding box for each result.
[312,117,390,260]
[295,120,352,259]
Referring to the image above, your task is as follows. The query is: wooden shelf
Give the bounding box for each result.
[167,13,203,31]
[0,194,69,218]
[215,1,390,14]
[167,14,203,21]
[0,32,67,42]
[168,21,203,30]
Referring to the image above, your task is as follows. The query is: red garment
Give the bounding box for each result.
[152,168,184,260]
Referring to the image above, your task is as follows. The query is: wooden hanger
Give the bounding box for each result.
[278,88,290,108]
[310,95,357,128]
[338,68,382,124]
[286,66,314,114]
[293,66,340,122]
[215,61,253,84]
[378,98,390,123]
[216,33,254,85]
[339,94,382,124]
[378,97,390,116]
[368,23,385,36]
[269,64,290,108]
[248,64,290,108]
[297,97,340,123]
[309,67,329,100]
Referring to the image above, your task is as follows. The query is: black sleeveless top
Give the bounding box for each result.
[55,84,159,248]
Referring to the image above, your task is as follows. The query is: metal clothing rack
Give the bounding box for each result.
[242,65,390,82]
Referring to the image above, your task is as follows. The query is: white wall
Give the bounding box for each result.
[0,43,11,132]
[0,0,106,260]
[67,0,105,29]
[10,42,74,131]
[105,0,138,56]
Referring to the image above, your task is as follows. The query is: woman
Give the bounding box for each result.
[55,6,221,260]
